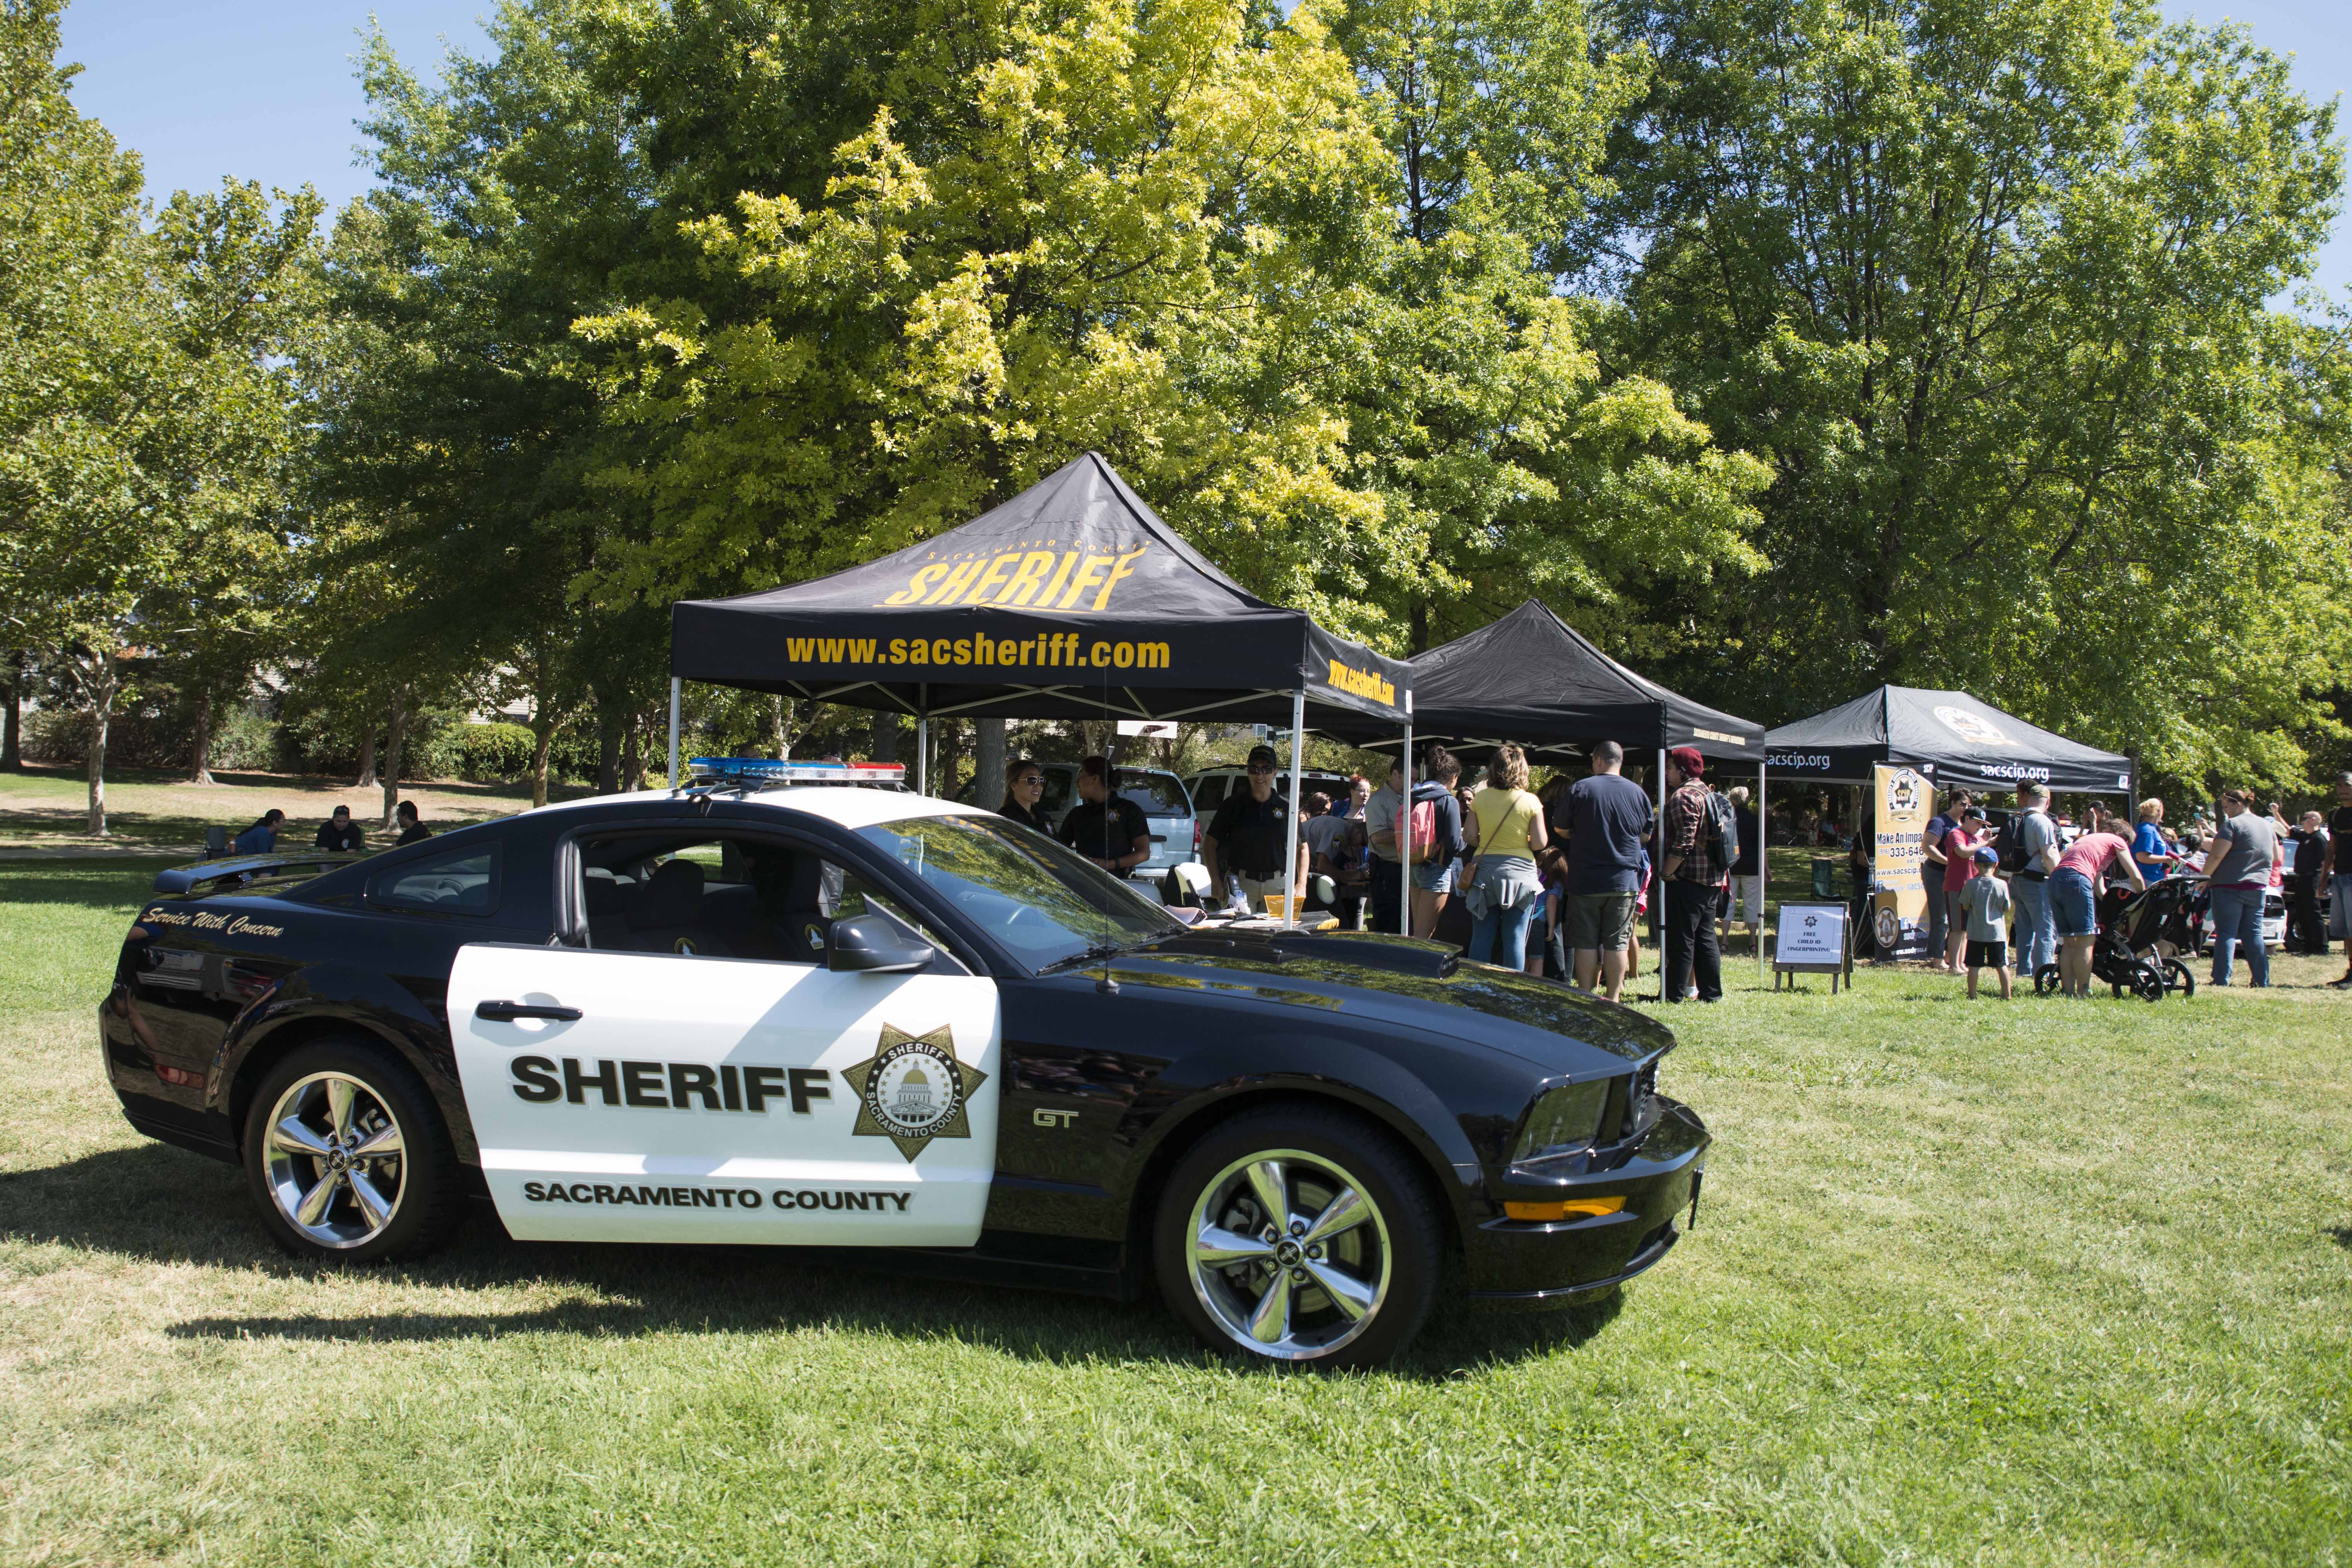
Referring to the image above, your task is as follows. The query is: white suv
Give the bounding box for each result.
[1182,767,1357,862]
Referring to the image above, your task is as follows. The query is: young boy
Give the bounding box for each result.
[1960,845,2014,999]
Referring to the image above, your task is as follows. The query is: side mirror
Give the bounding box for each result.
[826,912,935,975]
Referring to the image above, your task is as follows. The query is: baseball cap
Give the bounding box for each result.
[1972,845,1998,864]
[1246,744,1279,769]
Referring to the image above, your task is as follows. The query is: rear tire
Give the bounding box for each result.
[242,1036,463,1263]
[2164,959,2196,998]
[2032,964,2061,996]
[1153,1104,1443,1369]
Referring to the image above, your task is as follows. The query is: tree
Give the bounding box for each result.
[576,0,1400,629]
[0,3,321,831]
[1320,0,1769,653]
[1592,0,2350,780]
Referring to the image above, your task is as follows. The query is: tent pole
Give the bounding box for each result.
[916,694,929,797]
[1399,716,1413,936]
[1758,758,1768,981]
[1655,747,1668,963]
[1282,688,1305,931]
[667,677,681,789]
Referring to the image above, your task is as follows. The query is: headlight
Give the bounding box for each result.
[1511,1079,1610,1164]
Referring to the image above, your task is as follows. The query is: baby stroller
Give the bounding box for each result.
[2032,878,2197,1001]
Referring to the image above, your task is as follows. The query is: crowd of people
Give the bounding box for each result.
[1003,745,2352,1002]
[1901,774,2352,994]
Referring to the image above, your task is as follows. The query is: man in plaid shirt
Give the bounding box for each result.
[1661,745,1724,1002]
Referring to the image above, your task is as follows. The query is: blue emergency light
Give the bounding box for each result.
[686,757,907,787]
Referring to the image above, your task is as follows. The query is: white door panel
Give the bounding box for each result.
[449,945,1000,1247]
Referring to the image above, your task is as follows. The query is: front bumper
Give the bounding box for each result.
[1463,1096,1710,1308]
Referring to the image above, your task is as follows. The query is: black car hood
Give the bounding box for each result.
[1107,929,1673,1073]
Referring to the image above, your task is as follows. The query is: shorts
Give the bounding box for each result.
[2051,869,2097,937]
[1566,891,1637,953]
[1411,860,1455,894]
[1965,939,2009,971]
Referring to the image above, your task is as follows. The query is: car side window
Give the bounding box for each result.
[370,846,501,915]
[1193,776,1225,809]
[572,831,963,972]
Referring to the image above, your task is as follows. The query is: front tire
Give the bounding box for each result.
[2032,964,2061,996]
[1153,1104,1443,1369]
[242,1037,462,1263]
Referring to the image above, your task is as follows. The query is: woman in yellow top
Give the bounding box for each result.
[1463,744,1550,968]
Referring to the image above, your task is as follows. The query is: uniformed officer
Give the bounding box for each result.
[1204,744,1311,913]
[1057,756,1150,875]
[315,804,365,853]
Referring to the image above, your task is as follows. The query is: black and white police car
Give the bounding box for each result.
[100,762,1708,1368]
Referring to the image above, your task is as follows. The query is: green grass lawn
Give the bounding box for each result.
[0,764,587,853]
[2,859,2347,1565]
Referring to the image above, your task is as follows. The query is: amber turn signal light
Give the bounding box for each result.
[1503,1196,1626,1223]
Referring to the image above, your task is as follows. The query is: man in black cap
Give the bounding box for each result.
[315,804,365,853]
[1058,756,1151,876]
[1205,744,1309,913]
[1660,745,1724,1003]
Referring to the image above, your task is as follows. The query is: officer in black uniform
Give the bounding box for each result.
[1205,744,1309,912]
[1057,756,1150,875]
[315,804,365,853]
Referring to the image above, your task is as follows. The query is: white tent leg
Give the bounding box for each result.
[667,677,681,789]
[1399,718,1413,935]
[1282,688,1305,931]
[917,715,929,796]
[1759,759,1768,980]
[1656,747,1669,963]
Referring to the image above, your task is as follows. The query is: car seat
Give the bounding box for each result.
[582,871,630,949]
[622,858,726,956]
[781,854,835,960]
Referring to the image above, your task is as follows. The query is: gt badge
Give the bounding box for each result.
[842,1024,988,1162]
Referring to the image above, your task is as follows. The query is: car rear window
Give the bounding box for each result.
[370,846,500,914]
[1116,771,1190,816]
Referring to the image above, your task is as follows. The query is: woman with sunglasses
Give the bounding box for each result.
[999,758,1051,832]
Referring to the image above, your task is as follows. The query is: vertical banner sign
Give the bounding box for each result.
[1872,765,1934,960]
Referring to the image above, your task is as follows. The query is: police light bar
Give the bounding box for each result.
[687,757,906,786]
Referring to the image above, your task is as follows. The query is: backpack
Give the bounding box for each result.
[1407,797,1439,863]
[1705,791,1739,868]
[1995,810,2046,875]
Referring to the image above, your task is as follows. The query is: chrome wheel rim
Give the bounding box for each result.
[261,1072,407,1249]
[1186,1147,1390,1361]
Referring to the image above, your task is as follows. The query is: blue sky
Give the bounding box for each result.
[53,0,2352,307]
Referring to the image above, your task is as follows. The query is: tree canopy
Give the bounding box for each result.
[4,0,2348,811]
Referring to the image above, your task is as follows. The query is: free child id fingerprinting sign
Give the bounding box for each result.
[1776,903,1848,966]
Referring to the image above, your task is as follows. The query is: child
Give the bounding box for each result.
[1959,845,2013,999]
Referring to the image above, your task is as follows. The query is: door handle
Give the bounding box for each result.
[475,1000,583,1023]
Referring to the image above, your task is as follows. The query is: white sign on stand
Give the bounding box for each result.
[1773,900,1854,992]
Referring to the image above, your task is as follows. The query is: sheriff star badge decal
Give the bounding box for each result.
[842,1024,988,1162]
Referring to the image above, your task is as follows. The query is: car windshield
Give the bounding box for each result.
[856,813,1183,970]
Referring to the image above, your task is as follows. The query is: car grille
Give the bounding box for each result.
[1625,1061,1658,1140]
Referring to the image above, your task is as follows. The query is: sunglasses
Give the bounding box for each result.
[1014,775,1042,788]
[1247,763,1275,775]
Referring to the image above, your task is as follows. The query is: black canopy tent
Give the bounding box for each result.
[1336,600,1765,763]
[1764,686,2135,797]
[1319,599,1772,976]
[665,451,1416,927]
